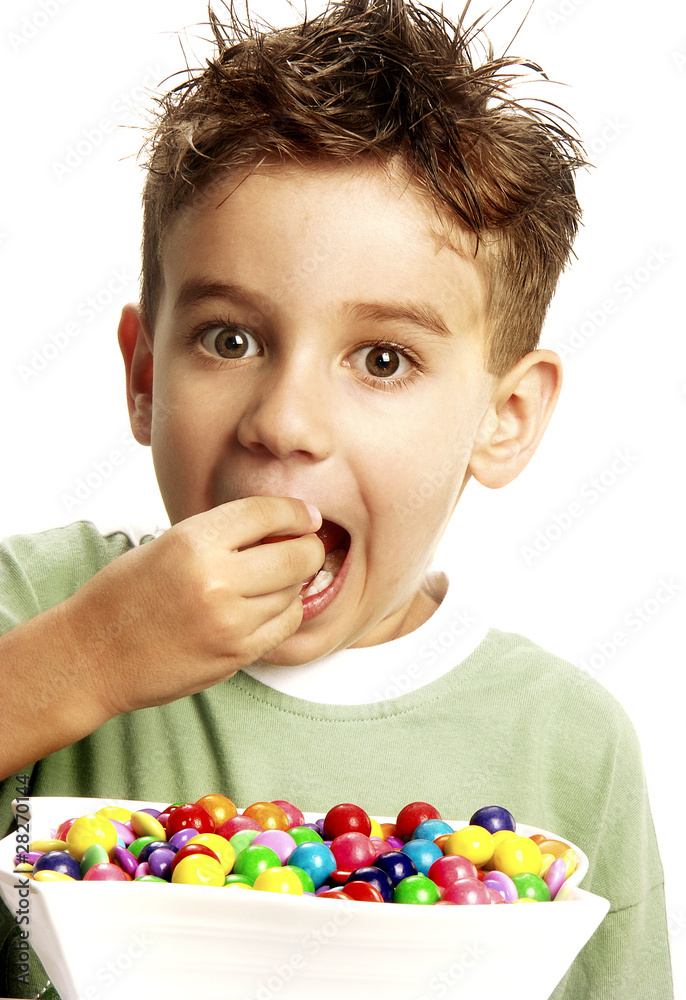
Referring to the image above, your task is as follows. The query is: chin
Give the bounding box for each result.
[257,642,330,668]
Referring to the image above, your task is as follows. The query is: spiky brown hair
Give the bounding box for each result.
[141,0,585,376]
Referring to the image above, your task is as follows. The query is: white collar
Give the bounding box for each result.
[243,570,488,704]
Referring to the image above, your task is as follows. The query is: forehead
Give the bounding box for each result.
[159,158,487,335]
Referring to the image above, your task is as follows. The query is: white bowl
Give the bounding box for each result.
[0,797,609,1000]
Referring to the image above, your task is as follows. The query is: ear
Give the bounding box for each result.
[470,349,562,489]
[117,303,154,446]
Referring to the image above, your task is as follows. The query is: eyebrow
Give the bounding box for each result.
[340,300,453,339]
[174,279,269,314]
[174,278,453,339]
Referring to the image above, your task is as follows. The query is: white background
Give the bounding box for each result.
[1,0,684,992]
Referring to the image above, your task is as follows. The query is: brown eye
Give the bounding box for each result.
[200,325,259,359]
[366,347,400,377]
[349,344,411,379]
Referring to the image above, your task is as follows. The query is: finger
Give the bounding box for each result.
[245,597,305,661]
[185,496,322,551]
[226,582,304,638]
[235,533,325,598]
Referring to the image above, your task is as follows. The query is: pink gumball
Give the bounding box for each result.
[330,832,377,872]
[252,830,297,864]
[271,800,305,828]
[441,877,491,905]
[83,863,130,882]
[544,857,568,899]
[428,854,478,889]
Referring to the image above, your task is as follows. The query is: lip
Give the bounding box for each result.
[300,534,351,623]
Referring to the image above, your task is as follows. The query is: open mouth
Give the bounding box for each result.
[300,519,350,598]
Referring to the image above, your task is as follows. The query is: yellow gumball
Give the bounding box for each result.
[538,853,555,878]
[444,826,494,867]
[560,848,578,879]
[130,811,166,840]
[33,870,76,882]
[493,835,542,878]
[482,829,519,870]
[29,839,68,853]
[491,830,519,848]
[369,817,384,839]
[96,806,132,823]
[187,834,236,875]
[172,855,225,886]
[66,815,117,862]
[253,867,304,895]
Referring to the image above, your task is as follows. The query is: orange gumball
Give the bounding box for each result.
[195,794,238,831]
[379,823,397,840]
[242,801,290,832]
[536,839,572,859]
[433,833,451,852]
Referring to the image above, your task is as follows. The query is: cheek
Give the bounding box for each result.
[376,413,473,516]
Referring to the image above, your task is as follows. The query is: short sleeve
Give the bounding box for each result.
[0,522,139,634]
[542,670,674,998]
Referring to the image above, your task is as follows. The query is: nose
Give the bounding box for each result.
[236,358,334,461]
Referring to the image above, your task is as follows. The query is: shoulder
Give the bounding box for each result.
[1,520,152,572]
[0,521,161,628]
[479,628,640,753]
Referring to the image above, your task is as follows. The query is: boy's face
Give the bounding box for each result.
[145,159,497,664]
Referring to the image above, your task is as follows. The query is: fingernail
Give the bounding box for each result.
[305,502,321,525]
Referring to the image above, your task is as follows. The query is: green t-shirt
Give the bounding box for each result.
[0,522,674,999]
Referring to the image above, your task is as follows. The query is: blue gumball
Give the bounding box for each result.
[373,850,417,887]
[288,842,336,889]
[33,850,82,880]
[400,839,443,876]
[469,805,516,834]
[344,866,395,902]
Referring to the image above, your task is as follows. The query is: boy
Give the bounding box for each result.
[0,0,672,997]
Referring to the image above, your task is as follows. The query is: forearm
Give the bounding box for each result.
[0,599,114,780]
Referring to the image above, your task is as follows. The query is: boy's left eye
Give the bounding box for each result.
[350,345,411,379]
[199,324,260,359]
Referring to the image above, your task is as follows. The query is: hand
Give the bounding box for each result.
[62,496,324,717]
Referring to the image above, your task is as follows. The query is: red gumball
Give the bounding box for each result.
[323,803,371,840]
[395,802,442,842]
[216,816,262,840]
[342,881,385,903]
[170,844,219,874]
[317,888,351,899]
[55,817,77,842]
[165,804,215,838]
